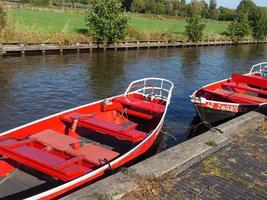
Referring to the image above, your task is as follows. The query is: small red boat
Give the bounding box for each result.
[0,78,173,199]
[190,62,267,124]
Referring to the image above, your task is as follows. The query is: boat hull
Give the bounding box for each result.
[193,102,259,124]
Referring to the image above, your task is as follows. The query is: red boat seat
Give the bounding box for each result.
[61,110,147,143]
[30,129,119,166]
[232,73,267,89]
[0,129,120,181]
[113,96,165,114]
[205,88,267,104]
[0,138,91,181]
[223,83,267,96]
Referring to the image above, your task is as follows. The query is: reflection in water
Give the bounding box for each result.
[179,47,201,86]
[87,51,126,99]
[0,45,267,149]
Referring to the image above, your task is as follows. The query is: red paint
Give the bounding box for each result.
[0,160,15,176]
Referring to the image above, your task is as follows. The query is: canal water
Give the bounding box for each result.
[0,44,267,150]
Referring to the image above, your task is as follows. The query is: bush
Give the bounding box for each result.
[209,0,218,20]
[85,0,128,44]
[0,7,7,32]
[227,14,250,43]
[218,6,238,21]
[185,13,206,42]
[251,8,267,40]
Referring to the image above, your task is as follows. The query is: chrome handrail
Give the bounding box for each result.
[124,78,174,105]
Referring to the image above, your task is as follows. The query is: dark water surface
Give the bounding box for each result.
[0,45,267,149]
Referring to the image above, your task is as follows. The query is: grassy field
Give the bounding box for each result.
[130,15,229,34]
[10,8,229,35]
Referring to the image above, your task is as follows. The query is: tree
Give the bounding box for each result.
[130,0,146,13]
[237,0,256,14]
[185,13,206,42]
[0,7,7,32]
[218,6,237,21]
[85,0,128,44]
[227,14,250,43]
[151,2,165,15]
[251,8,267,40]
[209,0,218,20]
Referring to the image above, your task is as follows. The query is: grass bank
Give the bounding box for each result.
[1,8,231,43]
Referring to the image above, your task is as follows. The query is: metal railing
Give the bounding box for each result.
[249,62,267,73]
[124,78,174,105]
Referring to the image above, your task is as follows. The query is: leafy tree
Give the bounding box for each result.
[130,0,147,13]
[237,0,257,14]
[85,0,128,44]
[251,8,267,40]
[218,6,237,21]
[200,0,209,18]
[30,0,52,7]
[185,13,206,42]
[0,7,7,32]
[151,2,165,15]
[227,14,250,43]
[209,0,218,20]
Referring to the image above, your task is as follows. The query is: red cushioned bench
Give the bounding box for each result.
[232,73,267,89]
[223,83,267,96]
[113,96,165,114]
[61,110,147,143]
[0,129,119,181]
[204,88,267,104]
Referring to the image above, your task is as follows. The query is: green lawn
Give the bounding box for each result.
[10,8,229,34]
[10,9,86,33]
[129,15,229,34]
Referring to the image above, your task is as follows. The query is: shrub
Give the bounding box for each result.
[251,8,267,40]
[227,14,250,43]
[85,0,128,44]
[185,13,206,42]
[0,7,7,32]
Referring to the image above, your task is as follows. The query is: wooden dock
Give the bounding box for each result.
[1,40,267,57]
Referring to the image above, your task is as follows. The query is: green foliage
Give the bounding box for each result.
[130,0,147,13]
[185,13,206,42]
[237,0,257,21]
[227,14,250,43]
[29,0,52,7]
[85,0,128,43]
[209,0,218,20]
[188,0,209,18]
[151,2,165,15]
[0,7,7,32]
[237,0,257,14]
[251,8,267,40]
[218,7,237,21]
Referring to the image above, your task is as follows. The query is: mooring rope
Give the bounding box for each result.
[160,129,177,141]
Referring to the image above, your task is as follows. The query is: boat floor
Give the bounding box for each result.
[0,165,60,200]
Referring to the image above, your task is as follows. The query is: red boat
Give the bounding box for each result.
[0,78,173,199]
[190,62,267,124]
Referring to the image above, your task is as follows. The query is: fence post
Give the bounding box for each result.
[0,43,3,56]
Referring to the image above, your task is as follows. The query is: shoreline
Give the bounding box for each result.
[1,39,267,57]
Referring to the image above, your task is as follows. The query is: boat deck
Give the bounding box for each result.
[0,166,60,200]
